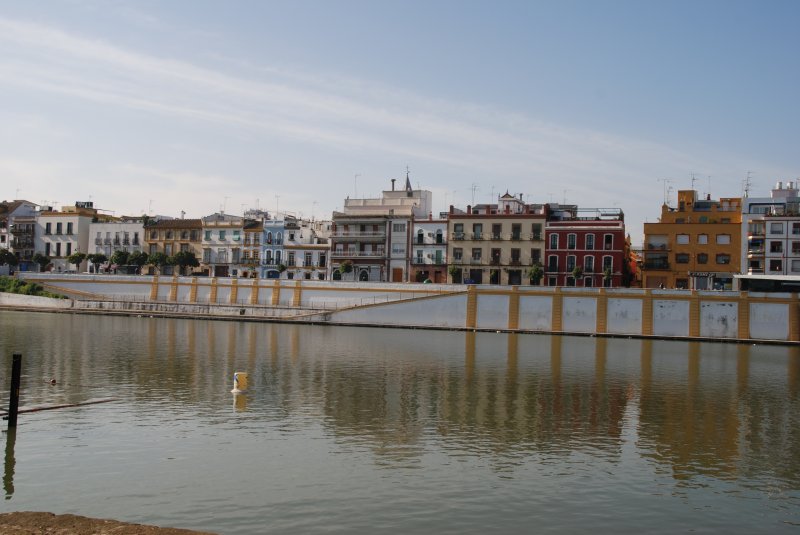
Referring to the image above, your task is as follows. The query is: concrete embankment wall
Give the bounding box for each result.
[12,274,800,343]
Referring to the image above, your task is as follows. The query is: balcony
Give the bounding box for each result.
[510,233,522,241]
[331,231,386,239]
[470,258,483,265]
[104,238,112,245]
[509,259,521,266]
[646,243,668,250]
[747,248,765,256]
[9,226,32,236]
[452,232,465,241]
[490,257,501,265]
[122,239,130,246]
[95,238,103,245]
[643,261,670,270]
[331,250,386,258]
[531,233,542,241]
[546,265,559,273]
[490,233,502,241]
[472,233,484,240]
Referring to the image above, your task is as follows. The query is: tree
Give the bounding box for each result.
[603,267,613,287]
[67,252,87,272]
[448,264,462,284]
[526,263,544,286]
[87,253,108,273]
[110,250,130,267]
[32,253,50,272]
[571,265,584,282]
[171,250,199,275]
[0,249,18,268]
[127,250,149,272]
[147,252,170,274]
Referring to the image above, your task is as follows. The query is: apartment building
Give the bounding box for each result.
[642,190,741,290]
[410,216,448,283]
[545,206,626,287]
[0,200,37,271]
[89,217,146,260]
[201,213,245,277]
[143,218,203,275]
[741,181,800,276]
[447,193,547,285]
[331,176,431,282]
[35,201,112,272]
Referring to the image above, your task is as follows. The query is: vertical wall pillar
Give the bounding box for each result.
[169,274,179,302]
[250,279,259,305]
[551,287,563,332]
[596,289,608,334]
[737,291,750,340]
[507,286,520,330]
[641,290,653,336]
[292,280,303,307]
[230,278,239,304]
[271,280,281,306]
[790,293,800,342]
[189,277,198,303]
[149,275,159,301]
[465,285,478,329]
[209,278,218,304]
[689,294,701,337]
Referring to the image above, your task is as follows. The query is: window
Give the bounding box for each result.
[453,248,463,261]
[584,256,595,272]
[392,244,405,255]
[792,242,800,254]
[219,230,226,240]
[716,234,731,245]
[510,248,521,264]
[566,255,576,271]
[164,243,173,256]
[45,242,50,256]
[55,243,61,257]
[697,253,708,264]
[532,224,543,240]
[566,276,575,287]
[770,259,783,272]
[602,256,613,270]
[266,232,272,244]
[584,277,593,288]
[698,234,708,245]
[180,243,189,253]
[166,231,173,240]
[181,231,189,240]
[531,249,541,265]
[792,259,800,272]
[150,244,158,255]
[66,222,73,235]
[276,232,283,245]
[233,231,241,241]
[585,234,594,250]
[392,223,406,232]
[287,252,295,265]
[203,249,211,263]
[265,250,273,264]
[492,224,502,239]
[511,224,521,240]
[770,241,783,253]
[45,223,51,235]
[548,276,557,286]
[770,222,784,235]
[66,243,71,256]
[567,233,576,249]
[472,223,483,239]
[547,255,558,272]
[435,230,443,244]
[304,252,312,267]
[417,230,424,244]
[232,249,241,263]
[318,253,326,266]
[204,230,211,241]
[675,253,690,264]
[604,234,613,250]
[471,248,482,261]
[549,234,558,249]
[793,223,800,235]
[716,254,731,264]
[289,233,295,241]
[676,234,690,245]
[56,222,62,235]
[416,250,423,263]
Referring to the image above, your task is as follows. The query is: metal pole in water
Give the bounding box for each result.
[7,354,21,428]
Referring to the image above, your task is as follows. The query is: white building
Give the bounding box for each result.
[410,217,448,283]
[201,213,245,277]
[36,202,111,272]
[89,217,146,261]
[0,199,38,272]
[741,181,800,276]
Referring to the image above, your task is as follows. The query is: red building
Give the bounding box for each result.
[544,206,626,287]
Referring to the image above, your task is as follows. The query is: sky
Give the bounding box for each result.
[0,0,797,245]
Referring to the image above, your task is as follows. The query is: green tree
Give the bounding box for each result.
[338,260,353,275]
[67,252,87,272]
[127,250,149,272]
[147,252,170,274]
[448,264,462,284]
[526,263,544,285]
[87,253,108,273]
[32,253,51,272]
[171,250,199,275]
[571,265,584,282]
[0,249,19,268]
[110,250,130,267]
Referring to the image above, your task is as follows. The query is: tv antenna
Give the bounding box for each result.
[657,179,673,205]
[471,183,478,205]
[743,171,753,197]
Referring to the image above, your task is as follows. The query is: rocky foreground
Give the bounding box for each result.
[0,512,216,534]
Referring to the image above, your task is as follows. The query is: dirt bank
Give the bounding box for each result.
[0,512,216,534]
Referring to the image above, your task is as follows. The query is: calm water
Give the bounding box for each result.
[0,310,799,534]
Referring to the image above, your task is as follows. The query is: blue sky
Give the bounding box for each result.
[0,0,797,245]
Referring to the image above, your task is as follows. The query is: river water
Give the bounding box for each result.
[0,310,798,533]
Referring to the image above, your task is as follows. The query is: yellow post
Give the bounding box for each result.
[465,285,478,329]
[149,275,159,301]
[689,293,701,337]
[551,287,563,332]
[189,277,198,303]
[596,288,608,334]
[507,286,520,330]
[230,278,239,304]
[271,280,281,306]
[737,291,750,340]
[292,280,303,307]
[209,278,218,303]
[641,290,653,336]
[790,293,800,342]
[250,279,259,305]
[169,274,179,302]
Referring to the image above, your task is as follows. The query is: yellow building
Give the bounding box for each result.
[642,190,741,290]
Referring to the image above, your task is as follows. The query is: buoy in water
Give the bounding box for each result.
[231,371,248,393]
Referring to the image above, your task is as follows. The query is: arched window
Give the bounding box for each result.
[266,232,272,245]
[417,230,424,244]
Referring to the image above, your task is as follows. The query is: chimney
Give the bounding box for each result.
[391,179,396,191]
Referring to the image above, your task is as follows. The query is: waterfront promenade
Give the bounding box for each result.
[8,273,800,344]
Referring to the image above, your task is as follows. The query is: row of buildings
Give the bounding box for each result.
[2,175,798,289]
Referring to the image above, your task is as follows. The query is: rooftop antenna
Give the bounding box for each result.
[707,175,712,197]
[471,183,478,205]
[311,201,318,221]
[148,199,153,215]
[656,179,673,204]
[222,196,229,214]
[743,171,752,197]
[691,173,697,190]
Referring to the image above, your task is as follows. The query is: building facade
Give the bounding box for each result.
[89,217,145,261]
[544,206,626,287]
[1,200,38,271]
[741,181,800,276]
[201,213,245,277]
[410,217,448,283]
[642,190,742,289]
[447,193,547,285]
[143,218,203,275]
[35,202,110,272]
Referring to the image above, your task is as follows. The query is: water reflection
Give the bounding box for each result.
[3,428,15,499]
[1,312,799,489]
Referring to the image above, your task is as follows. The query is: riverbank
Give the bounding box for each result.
[0,512,215,534]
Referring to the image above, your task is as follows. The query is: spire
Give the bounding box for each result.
[405,167,412,197]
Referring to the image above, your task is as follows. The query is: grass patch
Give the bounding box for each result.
[0,276,66,298]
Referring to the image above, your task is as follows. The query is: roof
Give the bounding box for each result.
[149,219,202,229]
